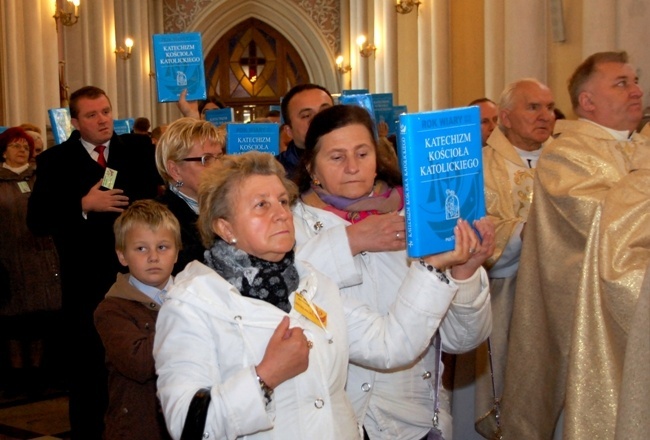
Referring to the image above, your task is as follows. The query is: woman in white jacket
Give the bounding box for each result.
[154,152,484,439]
[292,105,494,439]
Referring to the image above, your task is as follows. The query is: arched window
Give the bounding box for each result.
[204,18,309,121]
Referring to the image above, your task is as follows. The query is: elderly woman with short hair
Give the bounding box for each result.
[0,127,61,392]
[153,151,479,439]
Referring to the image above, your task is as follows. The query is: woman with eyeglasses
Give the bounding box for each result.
[0,127,62,394]
[155,117,225,275]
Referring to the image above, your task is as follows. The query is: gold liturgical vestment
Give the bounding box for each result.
[472,127,537,422]
[502,119,650,439]
[483,127,535,268]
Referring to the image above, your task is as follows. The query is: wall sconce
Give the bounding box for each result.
[115,38,134,61]
[335,55,352,74]
[53,0,80,31]
[395,0,421,14]
[357,35,376,58]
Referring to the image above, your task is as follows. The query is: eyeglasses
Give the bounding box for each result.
[181,153,222,167]
[8,142,30,151]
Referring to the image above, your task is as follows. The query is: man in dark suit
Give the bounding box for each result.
[27,86,160,439]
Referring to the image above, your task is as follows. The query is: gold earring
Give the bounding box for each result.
[312,176,321,186]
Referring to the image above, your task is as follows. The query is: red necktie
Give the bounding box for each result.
[94,145,107,168]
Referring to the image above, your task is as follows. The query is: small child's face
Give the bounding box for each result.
[116,224,179,290]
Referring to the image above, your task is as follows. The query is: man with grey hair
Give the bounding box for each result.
[467,78,555,437]
[502,51,650,439]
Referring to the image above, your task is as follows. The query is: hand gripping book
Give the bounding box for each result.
[48,107,73,145]
[226,122,280,156]
[399,106,485,257]
[152,32,207,103]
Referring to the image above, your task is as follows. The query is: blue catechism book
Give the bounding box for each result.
[205,108,235,128]
[48,107,73,145]
[226,123,280,156]
[399,106,485,257]
[113,119,133,135]
[371,93,395,136]
[338,93,378,138]
[152,32,207,103]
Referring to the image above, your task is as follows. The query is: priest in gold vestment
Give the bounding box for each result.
[474,79,555,433]
[502,51,650,439]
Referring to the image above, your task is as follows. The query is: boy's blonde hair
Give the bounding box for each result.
[113,200,182,252]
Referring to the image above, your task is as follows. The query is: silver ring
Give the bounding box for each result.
[307,340,313,349]
[396,232,400,239]
[469,247,476,254]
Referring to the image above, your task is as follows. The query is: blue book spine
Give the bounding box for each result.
[341,89,369,96]
[399,106,485,258]
[393,105,408,165]
[226,123,280,156]
[371,93,395,136]
[48,108,73,145]
[152,32,207,103]
[204,108,234,128]
[0,126,7,134]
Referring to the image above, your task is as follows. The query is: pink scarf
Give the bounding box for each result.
[301,180,404,223]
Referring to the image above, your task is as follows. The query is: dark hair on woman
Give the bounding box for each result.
[0,126,35,162]
[198,95,226,115]
[294,105,402,193]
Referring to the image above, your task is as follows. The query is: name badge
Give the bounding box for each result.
[101,167,118,189]
[17,181,31,193]
[294,292,328,329]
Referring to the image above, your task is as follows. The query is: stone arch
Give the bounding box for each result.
[190,0,339,93]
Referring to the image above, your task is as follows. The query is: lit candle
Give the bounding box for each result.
[125,38,134,55]
[70,0,80,17]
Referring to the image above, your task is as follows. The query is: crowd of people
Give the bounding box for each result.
[0,49,648,440]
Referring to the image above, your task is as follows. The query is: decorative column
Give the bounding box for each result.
[114,0,154,122]
[582,0,616,56]
[62,0,118,107]
[350,0,369,90]
[0,0,59,131]
[418,0,450,111]
[373,0,397,94]
[503,0,546,83]
[484,0,505,102]
[336,0,352,92]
